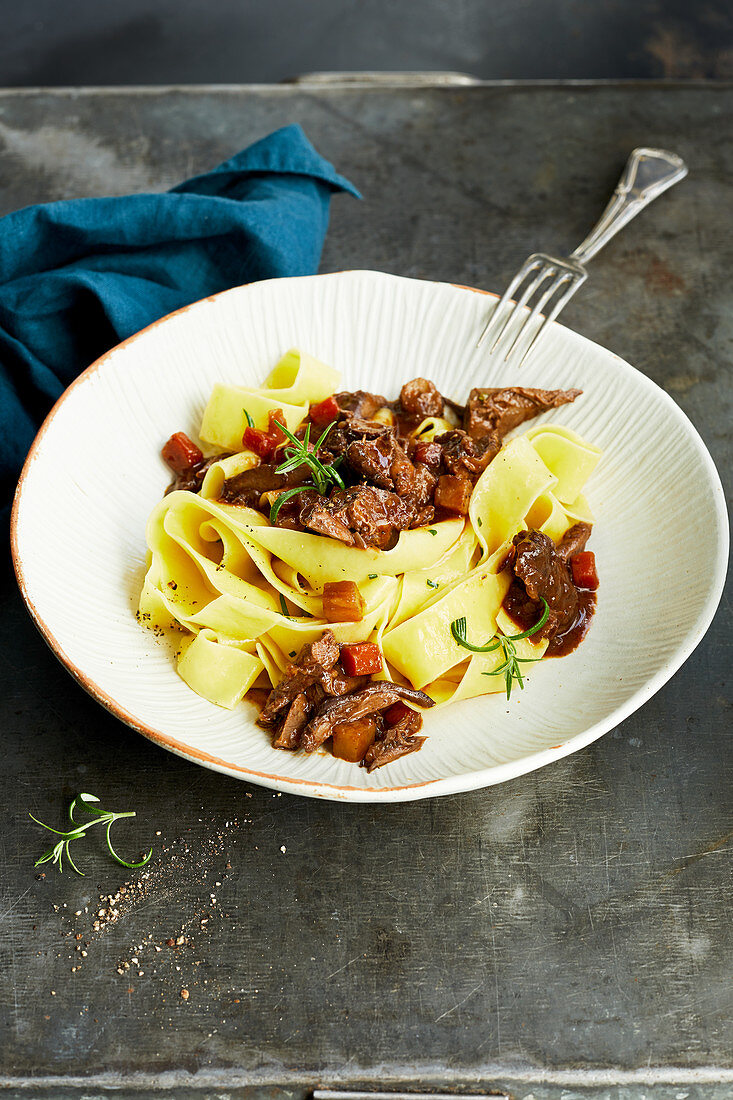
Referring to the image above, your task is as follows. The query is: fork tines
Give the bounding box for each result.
[477,252,587,365]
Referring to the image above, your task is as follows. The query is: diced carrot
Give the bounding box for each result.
[571,551,599,590]
[340,642,382,676]
[322,581,365,623]
[309,395,340,424]
[161,432,204,474]
[242,426,279,460]
[383,701,412,726]
[331,717,377,763]
[434,474,472,514]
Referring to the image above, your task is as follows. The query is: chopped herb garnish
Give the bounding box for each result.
[243,408,255,428]
[279,594,291,618]
[477,517,483,527]
[450,598,549,700]
[289,651,297,658]
[30,793,153,877]
[426,579,438,588]
[428,529,437,536]
[368,573,378,580]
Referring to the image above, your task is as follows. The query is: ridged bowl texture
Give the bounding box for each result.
[11,272,729,801]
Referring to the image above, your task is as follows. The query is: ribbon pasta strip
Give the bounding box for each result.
[139,349,601,715]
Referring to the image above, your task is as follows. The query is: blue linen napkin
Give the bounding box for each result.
[1,124,360,512]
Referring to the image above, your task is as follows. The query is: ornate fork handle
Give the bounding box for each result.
[570,148,688,266]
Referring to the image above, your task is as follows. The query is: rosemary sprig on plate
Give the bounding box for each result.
[30,793,153,877]
[451,598,549,700]
[269,419,344,521]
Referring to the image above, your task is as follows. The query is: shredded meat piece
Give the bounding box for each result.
[362,710,427,771]
[399,378,444,419]
[272,693,312,749]
[510,529,579,640]
[301,682,435,752]
[334,390,388,420]
[319,670,370,697]
[556,521,593,562]
[464,387,582,442]
[258,631,340,726]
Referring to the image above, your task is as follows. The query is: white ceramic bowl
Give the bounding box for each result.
[11,271,729,802]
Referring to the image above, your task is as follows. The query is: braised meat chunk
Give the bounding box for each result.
[434,429,497,478]
[399,378,445,420]
[503,527,597,657]
[510,529,579,639]
[345,432,395,488]
[556,521,593,562]
[220,461,311,507]
[301,484,413,550]
[464,387,582,442]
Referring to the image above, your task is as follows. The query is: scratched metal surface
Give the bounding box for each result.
[0,85,730,1100]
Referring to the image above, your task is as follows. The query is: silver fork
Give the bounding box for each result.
[476,147,688,365]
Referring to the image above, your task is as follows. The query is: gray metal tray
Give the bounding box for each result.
[0,81,730,1099]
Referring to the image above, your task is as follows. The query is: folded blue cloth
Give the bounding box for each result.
[1,124,360,511]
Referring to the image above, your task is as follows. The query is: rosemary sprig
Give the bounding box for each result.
[243,407,255,428]
[451,598,549,701]
[269,419,344,522]
[30,793,153,877]
[274,420,344,493]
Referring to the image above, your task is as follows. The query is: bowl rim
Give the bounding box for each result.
[10,270,730,802]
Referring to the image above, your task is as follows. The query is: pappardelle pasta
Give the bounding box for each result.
[139,349,601,771]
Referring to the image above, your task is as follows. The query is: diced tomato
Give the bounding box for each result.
[340,642,382,677]
[322,581,365,623]
[266,409,288,447]
[161,432,204,474]
[309,395,340,424]
[242,425,280,460]
[331,717,378,763]
[571,550,599,590]
[434,474,472,514]
[383,701,412,726]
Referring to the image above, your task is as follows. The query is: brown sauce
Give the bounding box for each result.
[545,590,596,656]
[503,581,596,658]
